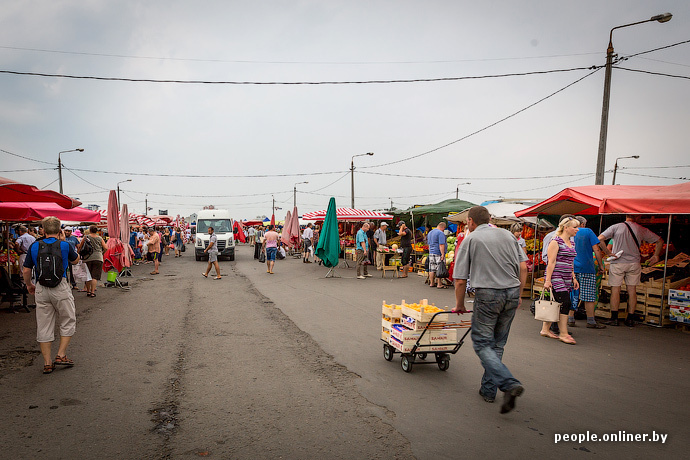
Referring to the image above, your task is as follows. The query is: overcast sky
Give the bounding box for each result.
[1,0,689,220]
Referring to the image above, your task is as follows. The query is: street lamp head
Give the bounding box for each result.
[632,155,640,159]
[366,152,374,156]
[76,148,84,152]
[651,13,672,23]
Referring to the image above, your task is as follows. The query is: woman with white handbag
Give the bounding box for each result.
[540,216,580,344]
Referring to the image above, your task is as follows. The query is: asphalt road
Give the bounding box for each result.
[0,244,688,459]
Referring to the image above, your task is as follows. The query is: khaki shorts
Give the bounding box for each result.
[35,278,76,342]
[608,262,641,287]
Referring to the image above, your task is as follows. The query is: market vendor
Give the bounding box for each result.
[14,225,36,270]
[397,221,413,278]
[598,215,664,327]
[374,222,388,270]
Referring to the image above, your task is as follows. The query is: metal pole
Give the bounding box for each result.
[117,185,121,209]
[595,42,614,185]
[657,215,672,328]
[456,187,458,199]
[350,159,355,208]
[58,155,64,194]
[293,186,297,209]
[612,159,619,185]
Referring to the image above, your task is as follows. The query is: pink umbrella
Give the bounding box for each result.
[106,190,119,247]
[289,206,301,246]
[282,211,293,248]
[119,203,133,267]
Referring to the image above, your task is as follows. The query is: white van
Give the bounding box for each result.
[194,209,235,261]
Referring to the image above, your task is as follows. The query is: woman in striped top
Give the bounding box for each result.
[540,216,580,344]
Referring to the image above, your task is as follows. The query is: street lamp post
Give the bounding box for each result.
[293,181,308,209]
[116,179,132,208]
[57,148,84,193]
[456,182,471,199]
[612,155,640,185]
[351,152,374,208]
[595,13,672,185]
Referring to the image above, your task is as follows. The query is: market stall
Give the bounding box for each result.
[516,183,690,328]
[302,207,393,260]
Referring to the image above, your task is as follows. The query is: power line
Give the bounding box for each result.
[58,167,347,179]
[623,38,690,60]
[0,66,597,85]
[64,166,110,190]
[357,171,594,180]
[0,148,54,165]
[363,67,602,169]
[0,168,54,173]
[617,171,689,180]
[0,44,601,65]
[617,67,690,80]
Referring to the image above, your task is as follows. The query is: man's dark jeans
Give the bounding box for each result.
[471,287,522,399]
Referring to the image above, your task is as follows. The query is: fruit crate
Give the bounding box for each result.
[644,305,673,326]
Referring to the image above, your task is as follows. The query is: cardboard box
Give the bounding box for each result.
[390,324,458,347]
[670,306,690,324]
[669,289,690,307]
[388,336,455,353]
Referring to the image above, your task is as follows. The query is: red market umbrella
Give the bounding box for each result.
[289,206,301,244]
[233,220,246,243]
[282,211,293,247]
[0,176,81,208]
[270,214,275,226]
[0,202,100,222]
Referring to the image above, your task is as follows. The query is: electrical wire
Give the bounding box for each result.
[0,66,597,85]
[0,168,54,173]
[357,171,594,181]
[617,67,690,80]
[0,148,54,165]
[64,166,110,190]
[60,167,347,178]
[0,44,601,65]
[40,178,59,189]
[617,171,689,180]
[623,38,690,60]
[308,172,351,193]
[362,67,602,169]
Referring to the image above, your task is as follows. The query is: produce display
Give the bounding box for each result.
[0,248,18,264]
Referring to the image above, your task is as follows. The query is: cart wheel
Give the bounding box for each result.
[383,344,394,362]
[438,357,450,371]
[418,352,427,360]
[401,354,414,373]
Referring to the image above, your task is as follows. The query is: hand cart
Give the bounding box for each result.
[381,310,471,373]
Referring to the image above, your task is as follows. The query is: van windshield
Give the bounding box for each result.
[197,219,231,233]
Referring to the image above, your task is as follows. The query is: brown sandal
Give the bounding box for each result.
[43,364,55,374]
[54,355,75,366]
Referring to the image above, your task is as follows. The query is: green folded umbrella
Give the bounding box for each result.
[315,197,340,268]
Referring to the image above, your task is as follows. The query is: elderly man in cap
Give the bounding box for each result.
[374,222,389,270]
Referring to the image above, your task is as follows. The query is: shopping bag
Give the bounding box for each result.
[72,262,88,283]
[436,259,449,279]
[534,288,560,322]
[258,251,266,263]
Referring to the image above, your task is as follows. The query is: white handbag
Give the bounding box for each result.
[534,288,561,322]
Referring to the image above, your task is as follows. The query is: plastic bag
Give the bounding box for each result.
[72,262,89,283]
[258,251,266,263]
[436,260,449,279]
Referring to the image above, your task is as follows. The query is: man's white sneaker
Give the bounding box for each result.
[357,275,366,279]
[364,274,373,277]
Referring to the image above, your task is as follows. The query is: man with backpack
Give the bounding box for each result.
[22,216,80,375]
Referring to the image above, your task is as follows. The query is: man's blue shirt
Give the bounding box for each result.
[24,238,78,278]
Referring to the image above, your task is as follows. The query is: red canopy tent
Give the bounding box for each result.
[515,183,690,217]
[0,176,81,209]
[302,207,393,221]
[0,202,101,222]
